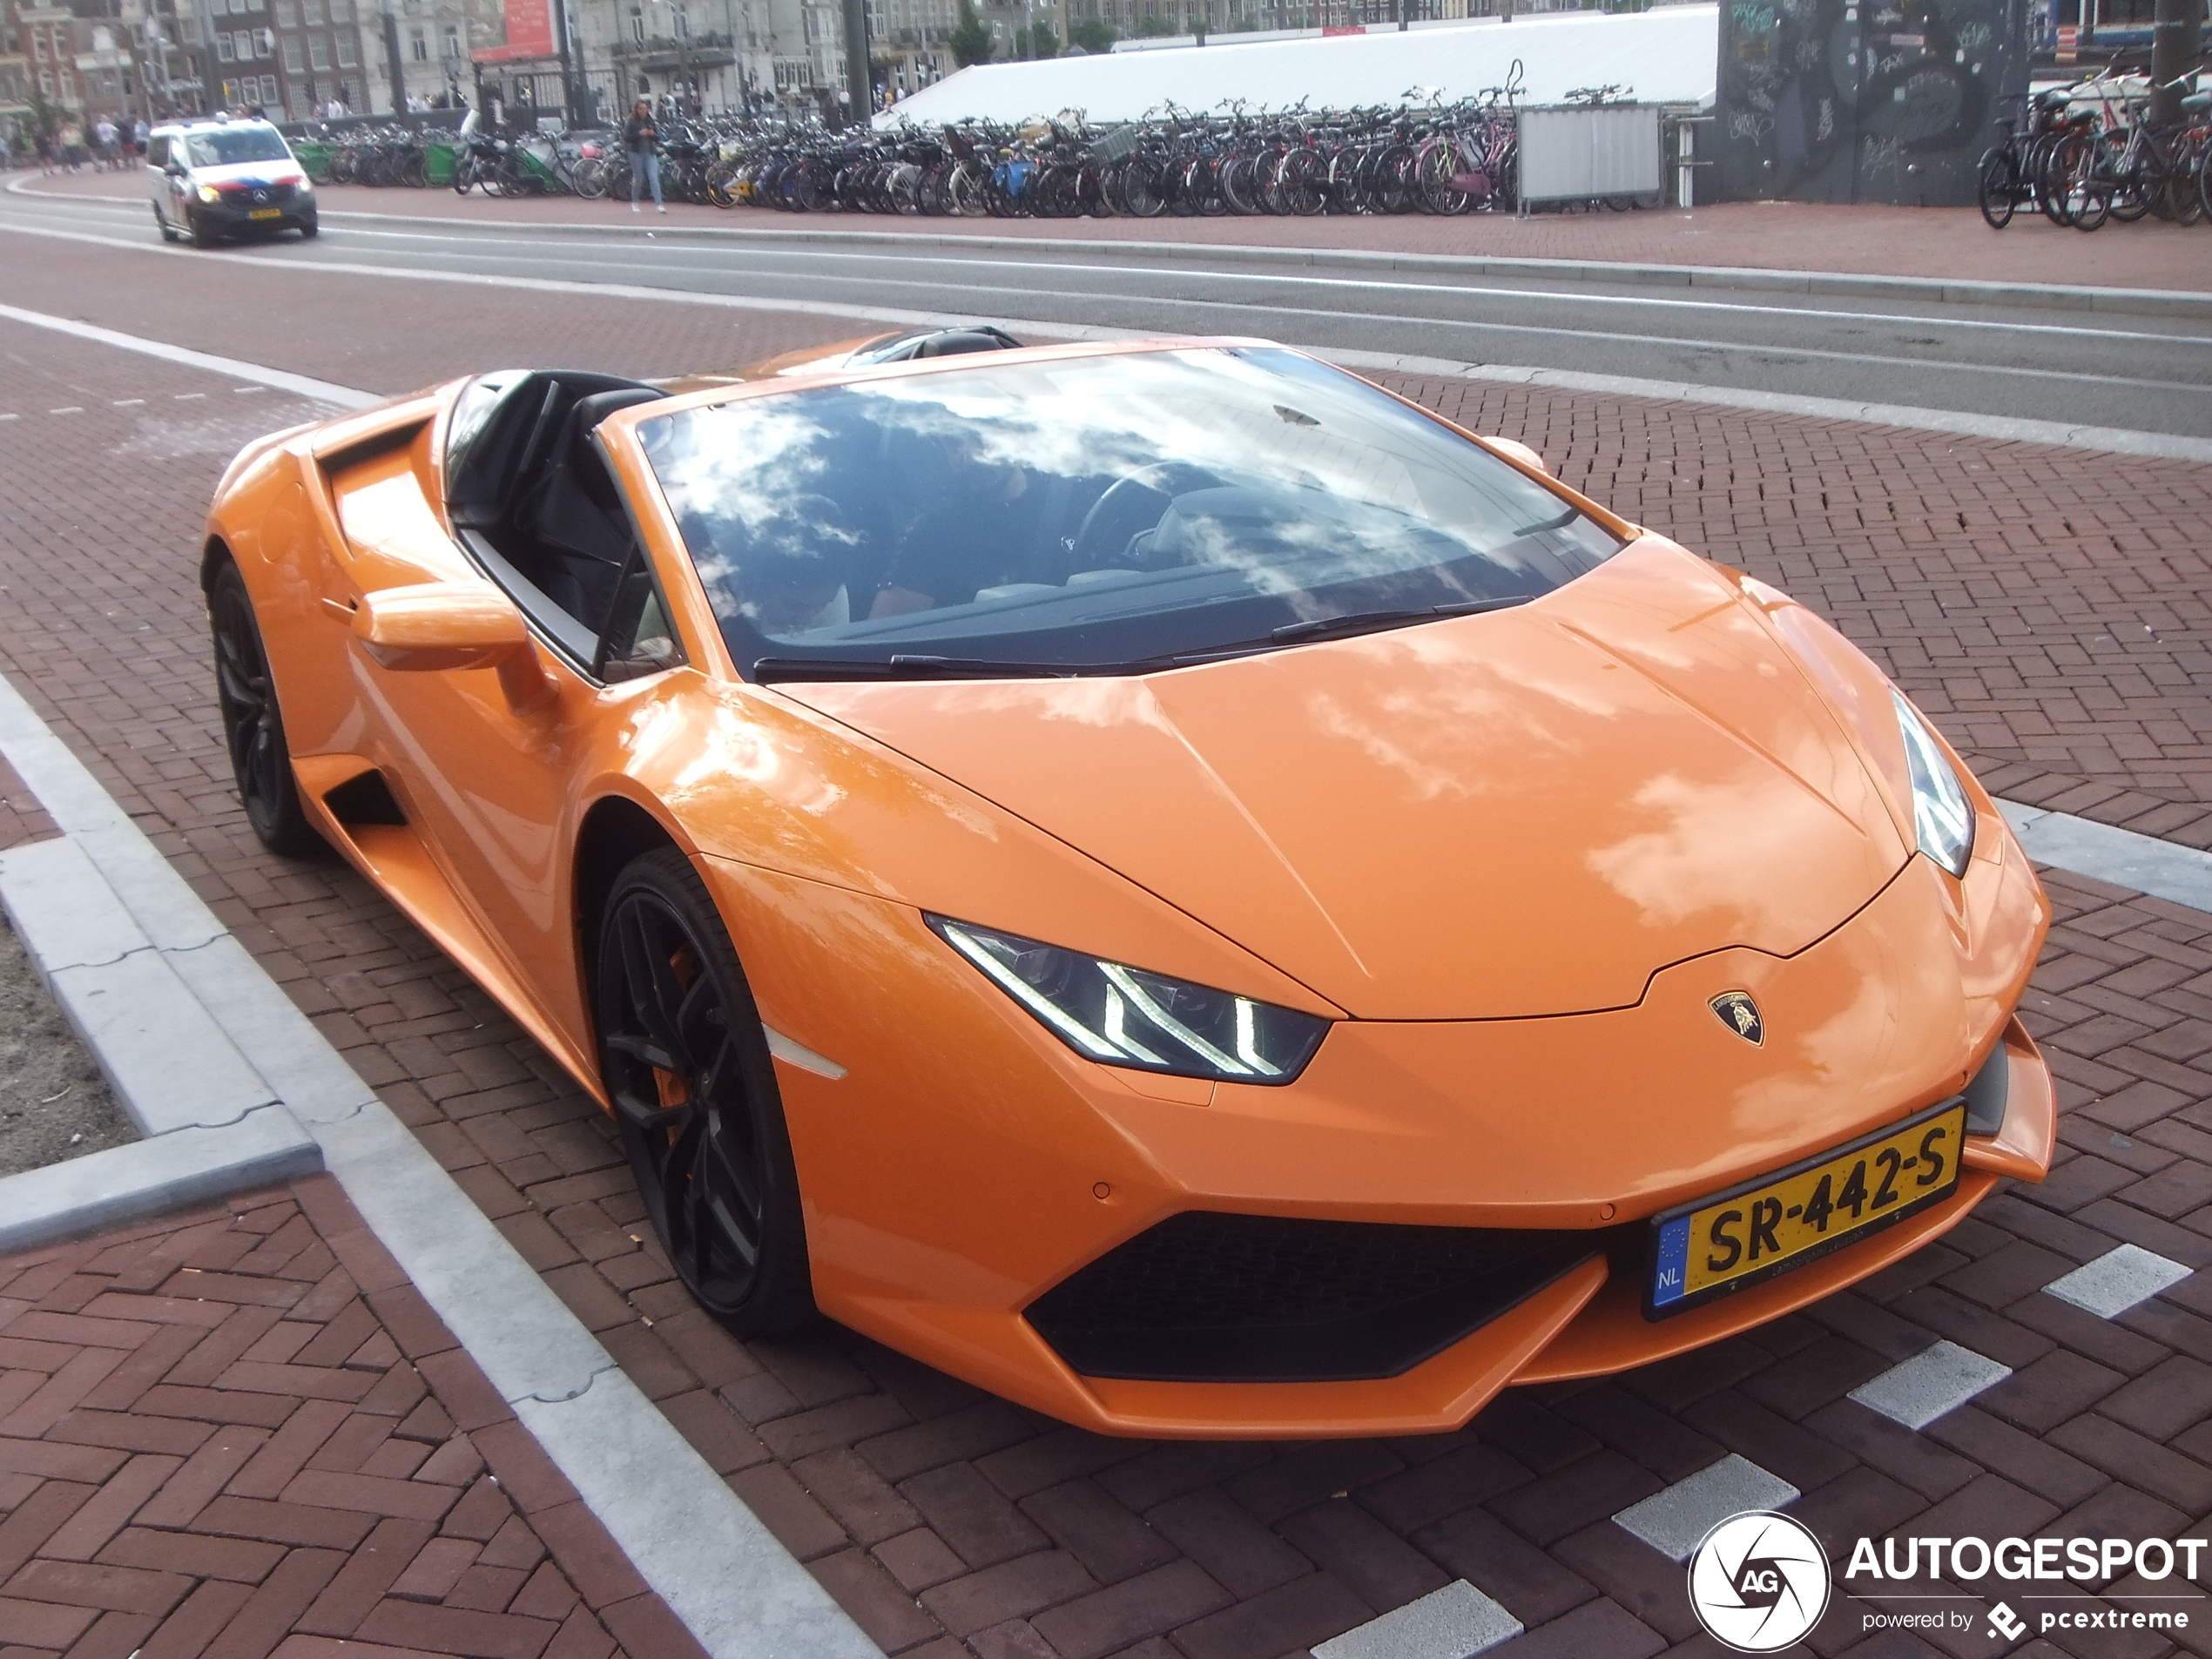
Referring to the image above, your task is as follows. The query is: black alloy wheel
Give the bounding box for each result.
[597,847,814,1337]
[209,562,320,857]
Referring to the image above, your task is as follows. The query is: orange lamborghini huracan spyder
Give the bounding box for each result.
[202,333,2053,1439]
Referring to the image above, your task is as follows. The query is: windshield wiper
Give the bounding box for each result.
[752,654,1140,683]
[752,597,1534,684]
[1267,593,1532,647]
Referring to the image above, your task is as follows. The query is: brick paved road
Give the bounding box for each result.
[0,1177,704,1659]
[24,168,2212,294]
[0,258,2208,1659]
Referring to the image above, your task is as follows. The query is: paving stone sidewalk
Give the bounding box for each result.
[24,168,2212,293]
[0,1176,705,1659]
[0,270,2209,1658]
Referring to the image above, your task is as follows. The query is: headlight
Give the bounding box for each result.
[930,916,1329,1084]
[197,185,220,202]
[295,179,314,195]
[1893,691,1974,877]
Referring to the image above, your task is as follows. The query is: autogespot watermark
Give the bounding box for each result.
[1686,1514,2211,1649]
[1686,1516,2210,1649]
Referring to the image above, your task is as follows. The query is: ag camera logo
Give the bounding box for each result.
[1688,1510,1831,1653]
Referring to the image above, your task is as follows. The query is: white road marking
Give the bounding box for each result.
[48,406,82,414]
[2001,801,2212,914]
[1615,1454,1801,1562]
[317,220,2212,350]
[3,215,2206,463]
[0,297,374,408]
[2045,1244,2195,1318]
[1314,1581,1523,1659]
[112,397,144,406]
[1849,1340,2012,1431]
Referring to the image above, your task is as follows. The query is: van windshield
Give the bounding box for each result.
[639,346,1622,680]
[182,127,291,167]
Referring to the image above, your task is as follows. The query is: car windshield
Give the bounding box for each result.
[638,346,1622,678]
[182,127,291,167]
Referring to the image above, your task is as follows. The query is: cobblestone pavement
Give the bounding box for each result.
[0,259,2209,1659]
[0,1177,705,1659]
[21,168,2212,293]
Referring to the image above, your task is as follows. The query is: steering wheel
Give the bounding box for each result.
[1070,462,1222,570]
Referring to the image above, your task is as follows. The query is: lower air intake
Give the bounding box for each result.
[1025,1211,1599,1383]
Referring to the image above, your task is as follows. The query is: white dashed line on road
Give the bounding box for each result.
[2045,1244,2195,1318]
[112,397,143,405]
[172,391,205,399]
[47,406,81,413]
[1848,1340,2012,1431]
[1614,1454,1801,1561]
[1313,1580,1524,1659]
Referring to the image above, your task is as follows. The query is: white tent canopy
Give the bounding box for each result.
[874,6,1717,129]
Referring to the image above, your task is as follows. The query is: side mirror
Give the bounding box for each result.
[1484,436,1548,475]
[352,582,556,713]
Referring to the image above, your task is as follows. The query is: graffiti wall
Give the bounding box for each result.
[1712,0,2029,205]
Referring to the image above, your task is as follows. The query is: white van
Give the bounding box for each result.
[148,116,317,246]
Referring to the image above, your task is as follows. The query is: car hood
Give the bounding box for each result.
[780,539,1912,1019]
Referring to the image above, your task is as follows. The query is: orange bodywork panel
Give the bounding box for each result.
[202,340,2055,1438]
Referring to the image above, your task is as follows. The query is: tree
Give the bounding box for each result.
[1069,16,1118,50]
[1022,19,1060,56]
[1133,10,1179,33]
[949,0,994,64]
[24,87,62,144]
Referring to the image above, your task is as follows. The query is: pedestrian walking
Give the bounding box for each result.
[624,98,664,213]
[34,129,55,175]
[94,117,118,168]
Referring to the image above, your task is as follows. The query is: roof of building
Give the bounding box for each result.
[875,5,1717,128]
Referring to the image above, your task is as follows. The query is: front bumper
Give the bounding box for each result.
[193,192,313,231]
[705,798,2049,1439]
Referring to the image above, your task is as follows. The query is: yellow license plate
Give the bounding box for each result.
[249,207,282,219]
[1646,1100,1965,1318]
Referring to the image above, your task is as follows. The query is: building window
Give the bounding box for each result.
[303,0,322,21]
[330,0,350,19]
[441,24,458,54]
[337,32,356,64]
[283,37,303,67]
[310,35,330,66]
[215,32,235,58]
[631,7,646,40]
[275,0,297,21]
[674,5,689,35]
[409,27,427,57]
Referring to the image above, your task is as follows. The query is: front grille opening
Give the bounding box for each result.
[1025,1211,1603,1384]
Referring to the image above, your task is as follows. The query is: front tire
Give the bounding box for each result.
[153,202,181,242]
[208,562,320,857]
[597,847,815,1337]
[298,215,319,238]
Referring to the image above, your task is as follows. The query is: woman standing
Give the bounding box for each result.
[624,98,664,213]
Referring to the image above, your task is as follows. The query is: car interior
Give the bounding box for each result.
[444,369,670,655]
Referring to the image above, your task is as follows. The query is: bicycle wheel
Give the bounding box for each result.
[1277,148,1325,216]
[573,157,610,200]
[454,152,479,195]
[1976,147,2016,228]
[1219,155,1264,215]
[1417,143,1470,215]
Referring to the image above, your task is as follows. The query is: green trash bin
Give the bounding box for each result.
[293,139,331,182]
[423,139,459,187]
